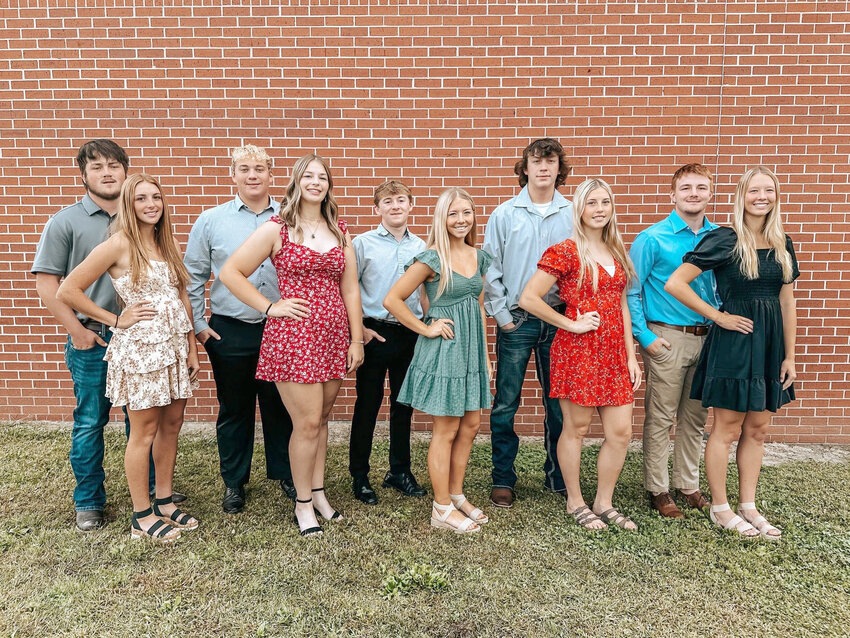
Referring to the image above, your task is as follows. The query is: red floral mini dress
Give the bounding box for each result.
[538,239,634,407]
[256,216,350,383]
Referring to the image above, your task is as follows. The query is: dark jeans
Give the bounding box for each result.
[206,315,293,489]
[349,318,418,478]
[490,308,565,492]
[64,333,147,511]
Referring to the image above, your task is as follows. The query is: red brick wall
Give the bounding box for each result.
[2,1,848,443]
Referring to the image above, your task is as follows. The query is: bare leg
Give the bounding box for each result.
[592,404,636,530]
[557,399,604,528]
[705,407,746,527]
[735,411,780,537]
[150,399,195,523]
[126,406,167,532]
[276,382,324,533]
[429,415,476,529]
[311,380,343,519]
[448,411,487,522]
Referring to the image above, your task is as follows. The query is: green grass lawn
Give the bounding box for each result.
[1,423,848,637]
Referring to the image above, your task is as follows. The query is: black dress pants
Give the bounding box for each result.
[206,315,292,489]
[349,318,418,478]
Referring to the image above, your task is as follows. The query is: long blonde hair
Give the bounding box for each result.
[113,173,189,291]
[732,166,794,281]
[426,188,477,299]
[571,178,635,292]
[279,154,345,247]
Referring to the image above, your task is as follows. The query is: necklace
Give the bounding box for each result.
[303,218,322,239]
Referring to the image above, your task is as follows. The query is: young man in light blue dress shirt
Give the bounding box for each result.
[627,163,720,518]
[349,181,427,505]
[483,138,574,508]
[184,145,293,514]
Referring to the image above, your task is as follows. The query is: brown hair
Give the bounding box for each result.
[514,138,572,188]
[279,154,345,247]
[76,139,129,174]
[670,163,714,190]
[373,180,413,206]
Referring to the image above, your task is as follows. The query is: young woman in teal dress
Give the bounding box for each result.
[384,188,493,534]
[666,166,799,540]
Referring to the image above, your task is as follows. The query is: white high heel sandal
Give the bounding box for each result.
[431,501,480,534]
[450,493,489,524]
[737,502,782,541]
[709,503,759,539]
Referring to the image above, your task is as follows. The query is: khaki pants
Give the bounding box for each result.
[640,323,708,494]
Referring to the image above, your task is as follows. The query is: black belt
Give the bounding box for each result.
[364,317,408,329]
[81,319,110,338]
[650,321,709,336]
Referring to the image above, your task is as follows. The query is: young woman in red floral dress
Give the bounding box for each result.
[520,178,642,531]
[220,154,364,537]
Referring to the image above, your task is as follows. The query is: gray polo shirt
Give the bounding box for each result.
[31,193,120,321]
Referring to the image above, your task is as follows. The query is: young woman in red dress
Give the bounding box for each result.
[520,178,642,531]
[220,154,364,537]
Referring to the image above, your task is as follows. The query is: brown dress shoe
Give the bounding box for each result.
[649,492,684,519]
[490,487,514,508]
[677,489,710,509]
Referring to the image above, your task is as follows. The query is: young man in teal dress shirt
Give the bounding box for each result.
[627,163,721,518]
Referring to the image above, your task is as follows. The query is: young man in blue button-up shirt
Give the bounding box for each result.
[184,145,293,514]
[349,181,427,505]
[483,138,574,508]
[627,163,720,518]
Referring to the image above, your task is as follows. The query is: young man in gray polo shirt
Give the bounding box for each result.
[483,138,573,508]
[348,180,427,505]
[184,144,293,514]
[32,139,156,531]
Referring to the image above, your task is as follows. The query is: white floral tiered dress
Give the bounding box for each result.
[105,261,198,410]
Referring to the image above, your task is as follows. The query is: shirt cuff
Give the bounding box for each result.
[494,309,514,327]
[636,328,659,350]
[194,318,210,335]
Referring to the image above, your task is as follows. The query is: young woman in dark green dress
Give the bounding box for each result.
[384,188,493,534]
[666,166,799,540]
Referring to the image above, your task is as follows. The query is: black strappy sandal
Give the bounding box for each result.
[152,496,199,530]
[131,507,180,543]
[293,498,323,537]
[311,487,342,521]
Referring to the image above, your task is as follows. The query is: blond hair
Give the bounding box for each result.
[426,188,477,299]
[279,154,345,248]
[732,166,794,281]
[571,178,635,292]
[230,144,272,175]
[112,174,189,293]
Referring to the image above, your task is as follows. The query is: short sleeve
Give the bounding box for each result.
[478,249,493,276]
[337,218,348,234]
[785,234,800,282]
[405,249,441,279]
[683,227,736,272]
[537,240,575,279]
[31,215,71,275]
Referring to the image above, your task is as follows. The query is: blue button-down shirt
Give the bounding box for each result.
[184,195,281,333]
[483,186,573,327]
[353,224,425,321]
[627,210,721,349]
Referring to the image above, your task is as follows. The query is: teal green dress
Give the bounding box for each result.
[397,248,494,417]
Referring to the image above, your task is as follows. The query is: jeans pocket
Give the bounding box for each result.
[500,311,526,334]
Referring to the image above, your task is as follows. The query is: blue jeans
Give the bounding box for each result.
[490,309,565,492]
[64,335,144,511]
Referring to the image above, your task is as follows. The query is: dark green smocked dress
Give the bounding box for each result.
[397,249,493,417]
[683,227,800,413]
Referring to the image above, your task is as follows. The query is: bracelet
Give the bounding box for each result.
[114,313,120,328]
[351,340,364,344]
[264,302,273,316]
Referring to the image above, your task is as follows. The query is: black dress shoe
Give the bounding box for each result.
[150,489,187,504]
[352,476,378,505]
[280,478,296,501]
[75,510,104,532]
[222,486,246,514]
[382,471,427,497]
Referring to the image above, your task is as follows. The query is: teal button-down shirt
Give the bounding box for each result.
[353,224,425,321]
[627,210,720,349]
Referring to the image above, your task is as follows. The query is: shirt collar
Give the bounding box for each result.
[81,193,107,216]
[234,194,279,215]
[376,223,409,239]
[668,209,717,234]
[515,186,569,217]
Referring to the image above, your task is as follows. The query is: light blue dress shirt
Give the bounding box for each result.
[483,186,573,327]
[627,210,721,349]
[353,224,425,321]
[184,195,281,334]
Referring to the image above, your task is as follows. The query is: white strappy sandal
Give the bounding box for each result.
[737,502,782,541]
[431,501,480,534]
[450,493,489,524]
[709,503,759,539]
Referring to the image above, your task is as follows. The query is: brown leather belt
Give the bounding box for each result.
[650,321,709,336]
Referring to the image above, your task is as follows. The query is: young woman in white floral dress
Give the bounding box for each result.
[58,174,200,543]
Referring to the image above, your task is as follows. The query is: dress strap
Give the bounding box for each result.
[337,218,348,234]
[269,215,289,245]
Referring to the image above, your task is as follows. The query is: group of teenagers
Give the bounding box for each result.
[32,137,799,543]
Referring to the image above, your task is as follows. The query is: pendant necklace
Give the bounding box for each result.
[304,218,322,239]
